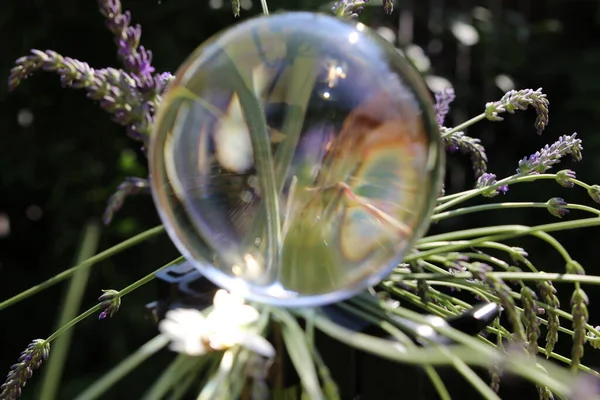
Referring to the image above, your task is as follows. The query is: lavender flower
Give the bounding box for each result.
[8,0,171,144]
[441,128,488,177]
[98,289,121,319]
[103,177,150,224]
[8,51,149,141]
[434,88,456,125]
[332,0,370,19]
[587,185,600,204]
[536,279,560,358]
[520,287,541,355]
[476,173,509,197]
[98,0,155,90]
[556,169,576,188]
[571,288,589,372]
[517,133,583,175]
[546,198,569,219]
[0,340,50,399]
[485,88,549,135]
[471,263,526,342]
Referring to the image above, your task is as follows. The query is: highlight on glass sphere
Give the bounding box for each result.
[149,11,444,307]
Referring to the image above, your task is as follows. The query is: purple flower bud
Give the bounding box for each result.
[588,185,600,204]
[476,173,509,197]
[556,169,576,188]
[546,197,569,218]
[98,289,121,319]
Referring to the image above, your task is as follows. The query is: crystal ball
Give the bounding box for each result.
[149,12,444,307]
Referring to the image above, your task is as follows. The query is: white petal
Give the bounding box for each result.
[169,339,206,356]
[240,333,276,359]
[208,329,244,350]
[158,319,187,340]
[236,305,260,325]
[213,289,244,309]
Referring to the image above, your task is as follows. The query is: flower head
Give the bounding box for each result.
[442,128,488,177]
[556,169,576,188]
[588,185,600,204]
[159,290,275,358]
[1,340,50,400]
[517,133,582,175]
[485,88,549,135]
[546,197,569,219]
[434,88,456,125]
[476,173,509,197]
[98,289,122,319]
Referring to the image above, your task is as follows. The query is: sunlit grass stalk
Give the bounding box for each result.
[74,335,170,400]
[39,222,101,400]
[0,225,164,312]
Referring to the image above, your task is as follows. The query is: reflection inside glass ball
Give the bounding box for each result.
[150,12,444,307]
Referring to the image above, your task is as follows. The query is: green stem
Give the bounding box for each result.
[441,113,486,138]
[75,335,170,400]
[411,218,600,261]
[431,202,600,222]
[40,222,101,400]
[436,345,501,400]
[434,173,589,212]
[391,271,600,285]
[260,0,269,15]
[303,309,571,396]
[0,225,164,312]
[338,301,452,400]
[45,257,180,343]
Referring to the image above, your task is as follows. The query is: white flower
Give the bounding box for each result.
[159,308,209,356]
[158,290,275,359]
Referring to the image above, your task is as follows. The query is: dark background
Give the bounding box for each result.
[1,0,600,398]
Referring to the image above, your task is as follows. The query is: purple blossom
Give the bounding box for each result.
[556,169,576,188]
[517,133,582,175]
[476,173,509,197]
[442,128,488,177]
[8,0,170,145]
[433,88,456,125]
[588,185,600,204]
[546,197,569,219]
[98,290,121,320]
[1,340,50,399]
[103,177,150,224]
[485,88,549,135]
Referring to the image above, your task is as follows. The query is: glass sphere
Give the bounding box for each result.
[149,12,444,307]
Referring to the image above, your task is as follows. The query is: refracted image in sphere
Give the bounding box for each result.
[150,12,444,307]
